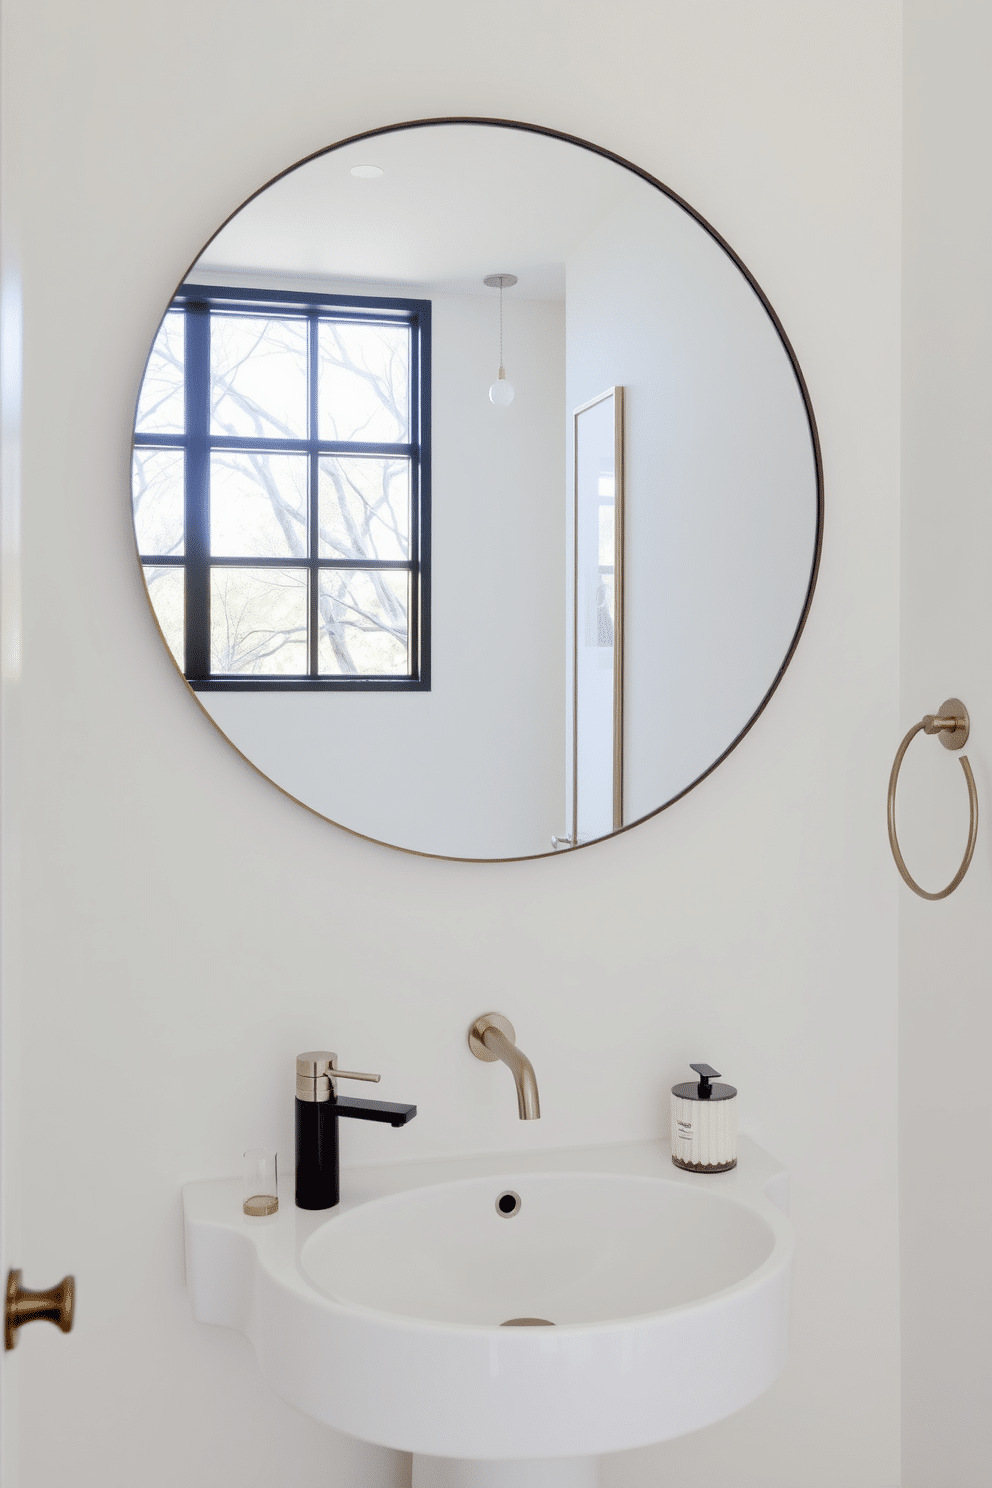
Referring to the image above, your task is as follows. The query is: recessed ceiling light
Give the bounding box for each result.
[350,164,384,179]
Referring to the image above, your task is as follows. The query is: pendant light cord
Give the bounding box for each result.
[483,272,516,397]
[499,277,504,373]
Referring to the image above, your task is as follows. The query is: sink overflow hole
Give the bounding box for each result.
[501,1317,555,1326]
[496,1190,521,1218]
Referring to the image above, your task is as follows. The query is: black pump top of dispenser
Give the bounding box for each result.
[672,1062,737,1101]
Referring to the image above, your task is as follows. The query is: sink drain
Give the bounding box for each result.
[495,1190,521,1218]
[501,1317,554,1326]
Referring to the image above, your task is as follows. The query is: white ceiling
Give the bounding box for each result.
[194,124,643,300]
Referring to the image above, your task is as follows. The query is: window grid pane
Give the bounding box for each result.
[318,456,410,561]
[318,569,410,677]
[133,448,185,556]
[210,314,308,439]
[210,567,308,676]
[135,311,185,434]
[317,320,410,443]
[210,451,309,558]
[133,292,427,689]
[142,565,185,666]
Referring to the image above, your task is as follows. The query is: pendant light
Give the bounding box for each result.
[484,273,517,405]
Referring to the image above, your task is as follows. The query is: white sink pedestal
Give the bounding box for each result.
[412,1455,601,1488]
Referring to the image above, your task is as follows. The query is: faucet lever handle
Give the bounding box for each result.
[332,1070,381,1083]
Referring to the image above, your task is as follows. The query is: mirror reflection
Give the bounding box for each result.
[131,121,821,859]
[567,386,625,846]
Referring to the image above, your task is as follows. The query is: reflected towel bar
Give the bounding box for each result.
[887,697,978,901]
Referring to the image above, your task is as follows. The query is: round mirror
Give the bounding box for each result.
[131,119,821,860]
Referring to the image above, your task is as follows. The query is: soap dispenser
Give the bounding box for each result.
[295,1051,417,1210]
[670,1062,738,1172]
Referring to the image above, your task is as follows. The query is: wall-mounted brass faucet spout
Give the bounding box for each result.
[468,1013,541,1120]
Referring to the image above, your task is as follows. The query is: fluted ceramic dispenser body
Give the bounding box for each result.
[670,1062,738,1173]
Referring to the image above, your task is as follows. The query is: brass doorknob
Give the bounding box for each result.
[4,1268,75,1351]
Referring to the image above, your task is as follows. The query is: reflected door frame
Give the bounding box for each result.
[569,386,625,845]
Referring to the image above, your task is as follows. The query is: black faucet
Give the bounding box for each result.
[295,1050,416,1210]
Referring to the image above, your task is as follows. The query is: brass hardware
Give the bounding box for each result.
[296,1051,381,1102]
[468,1013,541,1120]
[5,1269,75,1351]
[887,698,979,901]
[468,1011,516,1061]
[243,1195,278,1218]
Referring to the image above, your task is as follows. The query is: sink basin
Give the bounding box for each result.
[183,1137,792,1470]
[303,1171,776,1327]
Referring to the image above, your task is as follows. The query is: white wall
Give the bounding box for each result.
[197,286,566,859]
[900,4,992,1484]
[0,5,903,1488]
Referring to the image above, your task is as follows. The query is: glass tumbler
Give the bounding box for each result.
[243,1147,278,1217]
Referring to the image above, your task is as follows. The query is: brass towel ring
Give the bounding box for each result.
[887,698,978,901]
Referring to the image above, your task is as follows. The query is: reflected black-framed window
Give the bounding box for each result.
[132,285,431,691]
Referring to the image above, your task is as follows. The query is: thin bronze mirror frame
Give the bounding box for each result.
[129,116,825,864]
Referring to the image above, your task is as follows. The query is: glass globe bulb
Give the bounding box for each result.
[489,374,515,406]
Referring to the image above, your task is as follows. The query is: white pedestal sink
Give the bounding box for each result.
[183,1137,792,1485]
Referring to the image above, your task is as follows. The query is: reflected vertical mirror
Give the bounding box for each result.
[567,387,624,847]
